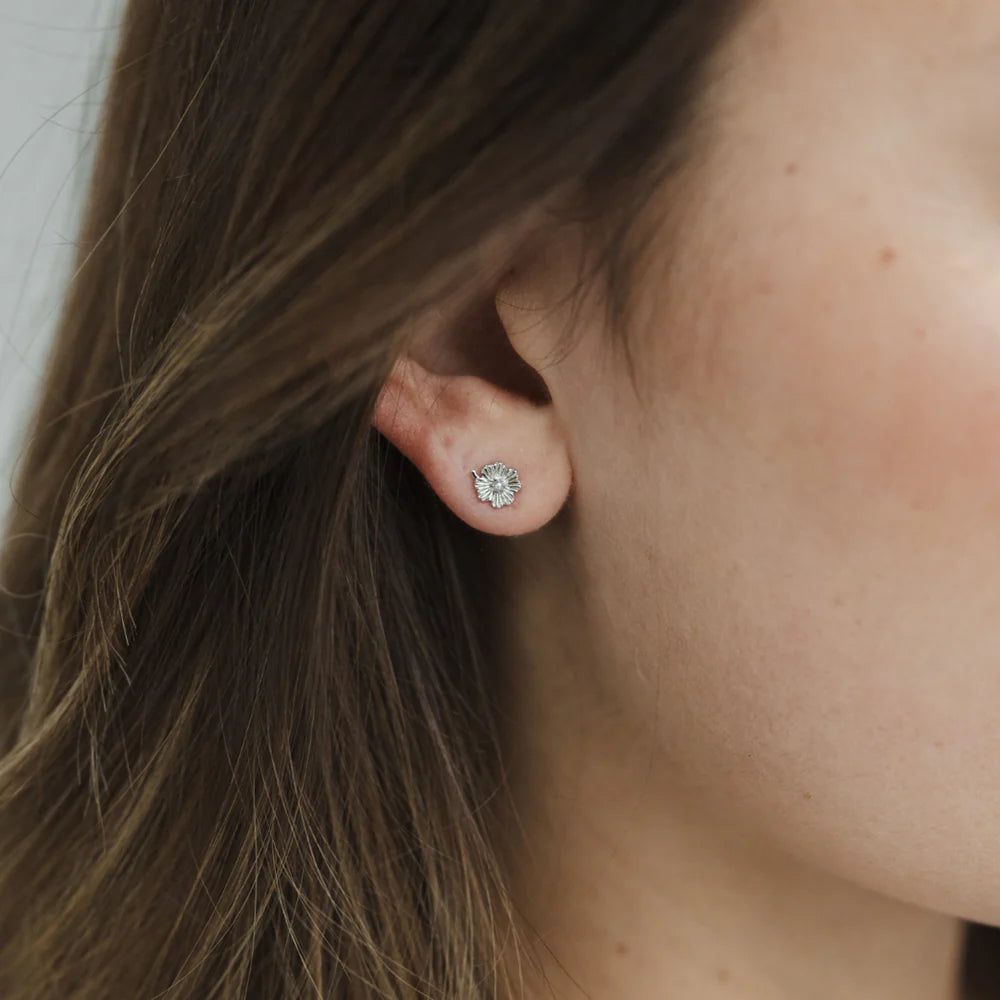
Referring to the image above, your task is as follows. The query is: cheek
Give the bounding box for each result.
[556,0,1000,923]
[585,196,1000,922]
[742,293,1000,538]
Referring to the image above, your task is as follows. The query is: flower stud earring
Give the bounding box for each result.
[471,461,521,509]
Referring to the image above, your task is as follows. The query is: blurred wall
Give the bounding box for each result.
[0,0,123,525]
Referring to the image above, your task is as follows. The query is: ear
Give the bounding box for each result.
[371,288,574,538]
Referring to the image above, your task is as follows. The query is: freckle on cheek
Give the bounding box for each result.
[784,161,799,175]
[879,246,898,267]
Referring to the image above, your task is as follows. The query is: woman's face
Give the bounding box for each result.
[517,0,1000,925]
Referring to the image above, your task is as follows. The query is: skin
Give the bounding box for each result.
[374,0,1000,996]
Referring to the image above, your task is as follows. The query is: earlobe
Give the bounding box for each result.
[372,355,572,537]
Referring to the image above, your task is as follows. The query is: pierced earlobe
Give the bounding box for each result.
[471,461,522,508]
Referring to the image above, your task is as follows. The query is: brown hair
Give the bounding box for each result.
[1,2,997,997]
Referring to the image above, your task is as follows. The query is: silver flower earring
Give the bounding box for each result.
[471,461,521,508]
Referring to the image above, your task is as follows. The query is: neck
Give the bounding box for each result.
[491,530,967,1000]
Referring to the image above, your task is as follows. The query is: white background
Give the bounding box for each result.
[0,0,123,526]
